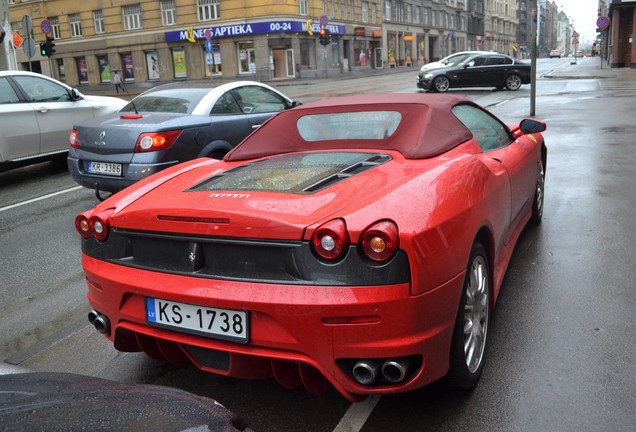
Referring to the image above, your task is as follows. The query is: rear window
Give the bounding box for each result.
[297,111,402,141]
[120,88,210,114]
[190,152,390,193]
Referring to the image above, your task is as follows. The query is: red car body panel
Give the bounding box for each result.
[77,94,546,401]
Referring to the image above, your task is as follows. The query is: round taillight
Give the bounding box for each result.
[89,213,110,242]
[75,213,91,239]
[139,135,154,150]
[311,219,350,261]
[361,221,399,263]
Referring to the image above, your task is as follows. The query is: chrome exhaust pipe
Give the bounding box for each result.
[382,358,410,383]
[87,309,100,325]
[352,359,382,385]
[94,314,111,334]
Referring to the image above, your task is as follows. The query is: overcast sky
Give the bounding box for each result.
[555,0,601,43]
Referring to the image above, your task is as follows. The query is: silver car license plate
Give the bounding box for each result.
[146,297,249,343]
[88,161,122,176]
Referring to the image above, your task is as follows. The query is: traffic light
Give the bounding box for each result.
[40,35,56,57]
[319,28,331,46]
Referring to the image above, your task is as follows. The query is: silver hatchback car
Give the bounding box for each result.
[0,71,126,172]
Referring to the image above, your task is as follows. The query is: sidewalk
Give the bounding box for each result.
[543,56,636,80]
[79,59,636,98]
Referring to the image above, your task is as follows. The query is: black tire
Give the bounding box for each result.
[505,74,522,91]
[447,241,490,389]
[433,76,450,93]
[530,159,546,225]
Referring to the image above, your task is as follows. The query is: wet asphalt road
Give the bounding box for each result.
[1,59,635,431]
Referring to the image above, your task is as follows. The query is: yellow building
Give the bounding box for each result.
[7,0,384,86]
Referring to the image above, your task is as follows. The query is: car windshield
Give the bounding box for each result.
[120,88,211,114]
[296,111,402,141]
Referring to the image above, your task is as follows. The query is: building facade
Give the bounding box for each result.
[5,0,528,85]
[608,0,636,68]
[483,0,518,55]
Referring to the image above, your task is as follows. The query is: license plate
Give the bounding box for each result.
[88,161,122,176]
[146,298,249,343]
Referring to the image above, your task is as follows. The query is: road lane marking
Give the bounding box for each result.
[0,186,83,213]
[333,395,381,432]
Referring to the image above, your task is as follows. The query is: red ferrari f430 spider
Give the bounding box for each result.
[76,93,546,401]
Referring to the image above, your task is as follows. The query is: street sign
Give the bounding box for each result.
[22,37,35,58]
[13,32,24,48]
[319,15,329,27]
[205,39,213,52]
[596,16,610,31]
[572,37,579,45]
[40,19,52,34]
[22,15,33,36]
[204,29,212,40]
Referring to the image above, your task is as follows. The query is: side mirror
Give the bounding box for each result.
[70,88,82,101]
[289,100,303,109]
[520,118,547,134]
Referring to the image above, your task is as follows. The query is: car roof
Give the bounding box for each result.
[226,93,476,161]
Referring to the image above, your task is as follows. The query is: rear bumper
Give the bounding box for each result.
[67,156,177,192]
[83,255,464,400]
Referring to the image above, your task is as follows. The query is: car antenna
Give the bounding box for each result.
[124,86,139,114]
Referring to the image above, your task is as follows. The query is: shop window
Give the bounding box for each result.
[172,48,187,78]
[97,55,111,82]
[238,42,255,75]
[121,53,135,81]
[146,51,160,80]
[76,57,88,83]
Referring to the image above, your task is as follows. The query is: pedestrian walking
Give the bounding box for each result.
[113,71,124,93]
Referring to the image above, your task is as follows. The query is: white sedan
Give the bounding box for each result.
[0,70,127,172]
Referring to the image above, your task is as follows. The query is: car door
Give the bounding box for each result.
[230,86,290,129]
[0,76,40,162]
[12,75,94,155]
[452,104,536,242]
[209,91,254,146]
[483,55,512,86]
[454,55,488,87]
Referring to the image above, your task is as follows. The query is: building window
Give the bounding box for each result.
[384,1,391,20]
[93,10,105,34]
[362,2,368,23]
[10,22,18,33]
[161,0,176,26]
[50,17,61,39]
[123,4,143,30]
[198,0,220,21]
[371,3,376,24]
[7,0,15,4]
[299,0,308,16]
[69,13,82,37]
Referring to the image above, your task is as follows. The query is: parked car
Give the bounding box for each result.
[417,53,531,92]
[67,80,300,197]
[419,51,492,72]
[549,49,561,58]
[0,365,252,431]
[0,71,127,173]
[75,93,547,401]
